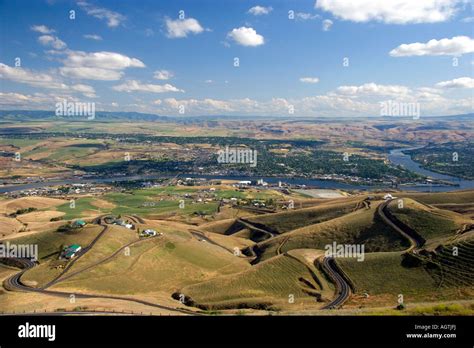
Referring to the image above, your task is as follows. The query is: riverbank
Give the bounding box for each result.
[1,148,472,194]
[388,148,474,191]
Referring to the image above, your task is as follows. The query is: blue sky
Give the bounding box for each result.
[0,0,473,116]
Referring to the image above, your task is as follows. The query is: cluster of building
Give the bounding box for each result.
[3,183,113,199]
[103,216,134,229]
[113,219,134,229]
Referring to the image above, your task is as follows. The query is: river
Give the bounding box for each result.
[388,147,474,192]
[1,148,472,193]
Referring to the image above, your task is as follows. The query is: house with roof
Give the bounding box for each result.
[61,244,82,259]
[72,220,87,228]
[140,229,160,237]
[113,219,134,229]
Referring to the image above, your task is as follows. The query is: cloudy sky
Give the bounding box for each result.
[0,0,473,117]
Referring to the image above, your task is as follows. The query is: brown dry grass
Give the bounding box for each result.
[0,265,187,315]
[16,210,64,223]
[0,197,67,215]
[0,216,24,237]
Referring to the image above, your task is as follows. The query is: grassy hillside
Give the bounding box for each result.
[339,241,474,307]
[179,254,327,310]
[56,197,102,219]
[0,197,66,215]
[387,198,472,246]
[199,198,363,244]
[428,238,474,288]
[9,225,103,260]
[0,216,24,237]
[338,251,437,296]
[244,199,359,234]
[18,225,105,287]
[254,201,410,262]
[199,218,238,234]
[401,190,474,205]
[63,225,138,273]
[106,192,218,217]
[49,228,250,296]
[338,233,474,308]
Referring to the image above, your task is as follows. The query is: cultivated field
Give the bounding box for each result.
[1,186,473,315]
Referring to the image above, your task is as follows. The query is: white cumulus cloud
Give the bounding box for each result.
[336,83,410,96]
[322,19,333,31]
[70,84,97,98]
[31,25,55,34]
[63,51,145,69]
[38,35,67,50]
[436,77,474,88]
[315,0,465,24]
[0,63,67,89]
[154,70,173,80]
[248,6,273,15]
[0,63,97,98]
[78,1,125,28]
[227,27,264,46]
[390,36,474,57]
[58,51,144,81]
[59,67,122,81]
[165,18,205,38]
[112,80,184,93]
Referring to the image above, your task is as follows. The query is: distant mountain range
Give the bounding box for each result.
[0,109,472,122]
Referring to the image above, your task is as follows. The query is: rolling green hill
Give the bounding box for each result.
[178,253,329,310]
[243,199,360,235]
[253,201,410,262]
[48,227,250,296]
[386,198,472,247]
[428,237,474,288]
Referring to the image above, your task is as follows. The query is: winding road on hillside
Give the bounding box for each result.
[189,229,235,254]
[319,199,423,309]
[3,199,424,315]
[320,199,421,310]
[3,216,197,316]
[318,200,370,309]
[44,234,161,286]
[237,218,277,239]
[4,264,196,315]
[41,224,110,289]
[377,200,423,251]
[320,257,352,309]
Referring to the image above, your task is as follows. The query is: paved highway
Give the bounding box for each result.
[3,199,421,314]
[320,257,352,309]
[377,200,422,251]
[3,217,197,316]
